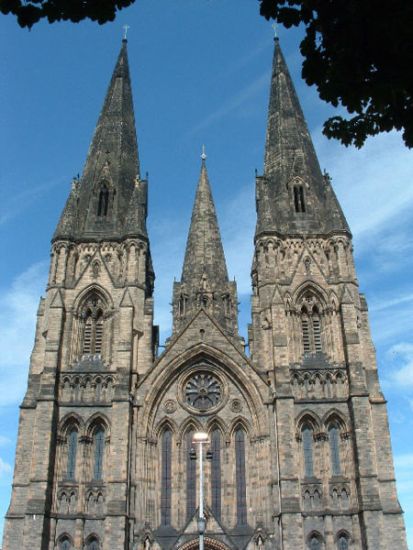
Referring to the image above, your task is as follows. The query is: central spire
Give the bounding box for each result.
[172,155,238,336]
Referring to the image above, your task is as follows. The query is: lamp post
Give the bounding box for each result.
[191,432,212,550]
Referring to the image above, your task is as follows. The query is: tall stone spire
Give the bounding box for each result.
[172,156,238,336]
[256,38,349,236]
[54,39,147,241]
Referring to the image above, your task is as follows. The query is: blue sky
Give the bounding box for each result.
[1,0,412,546]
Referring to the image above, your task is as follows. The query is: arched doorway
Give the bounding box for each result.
[179,537,231,550]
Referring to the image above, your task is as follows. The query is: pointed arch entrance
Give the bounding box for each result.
[178,537,232,550]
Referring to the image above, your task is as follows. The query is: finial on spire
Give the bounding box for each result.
[201,144,207,162]
[272,22,279,40]
[123,24,130,41]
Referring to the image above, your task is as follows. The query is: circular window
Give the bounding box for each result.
[185,372,222,411]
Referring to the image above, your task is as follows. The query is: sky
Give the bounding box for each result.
[1,0,412,546]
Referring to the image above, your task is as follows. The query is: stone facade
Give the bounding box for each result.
[2,38,408,550]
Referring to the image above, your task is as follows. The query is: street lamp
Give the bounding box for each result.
[190,432,212,550]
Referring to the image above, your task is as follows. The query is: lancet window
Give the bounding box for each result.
[337,534,349,550]
[235,427,247,526]
[160,429,172,526]
[309,534,323,550]
[97,183,109,217]
[59,537,72,550]
[93,426,105,480]
[302,424,314,478]
[186,429,196,521]
[86,537,100,550]
[80,292,106,357]
[301,305,322,354]
[211,428,222,520]
[293,185,306,213]
[329,424,341,476]
[66,428,78,480]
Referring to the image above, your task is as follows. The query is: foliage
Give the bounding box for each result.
[260,0,413,148]
[0,0,134,28]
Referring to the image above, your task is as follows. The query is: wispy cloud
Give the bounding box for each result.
[0,177,64,226]
[0,458,12,479]
[384,343,413,389]
[0,261,48,406]
[187,71,269,137]
[314,131,413,247]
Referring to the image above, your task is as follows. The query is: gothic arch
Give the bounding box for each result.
[141,345,266,440]
[73,283,113,312]
[154,417,179,440]
[296,411,321,433]
[229,417,252,439]
[322,410,348,431]
[59,413,84,434]
[294,282,328,310]
[85,413,110,438]
[206,416,228,439]
[178,538,232,550]
[177,418,203,445]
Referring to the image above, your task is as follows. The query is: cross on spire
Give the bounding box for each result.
[201,144,207,161]
[123,25,130,40]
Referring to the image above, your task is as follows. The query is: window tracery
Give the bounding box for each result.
[299,292,324,355]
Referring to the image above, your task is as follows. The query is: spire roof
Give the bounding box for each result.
[172,158,238,336]
[54,40,147,241]
[256,38,350,236]
[181,159,228,285]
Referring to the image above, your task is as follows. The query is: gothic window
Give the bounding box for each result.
[302,425,314,478]
[86,537,100,550]
[301,313,310,353]
[66,428,78,480]
[161,429,172,526]
[93,427,105,480]
[337,534,349,550]
[293,185,306,213]
[186,429,196,521]
[185,372,222,411]
[211,428,221,520]
[59,537,72,550]
[309,534,323,550]
[329,424,341,476]
[301,305,323,354]
[235,427,247,526]
[97,184,109,217]
[80,292,106,357]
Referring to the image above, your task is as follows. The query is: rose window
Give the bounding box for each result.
[185,372,222,410]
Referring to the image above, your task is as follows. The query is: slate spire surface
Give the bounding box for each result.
[256,38,350,236]
[172,158,238,336]
[54,39,147,241]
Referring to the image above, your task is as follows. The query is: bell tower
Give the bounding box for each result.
[249,37,407,549]
[2,39,156,550]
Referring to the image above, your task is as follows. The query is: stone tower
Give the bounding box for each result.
[2,38,407,550]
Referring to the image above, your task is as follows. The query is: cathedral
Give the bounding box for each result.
[2,36,408,550]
